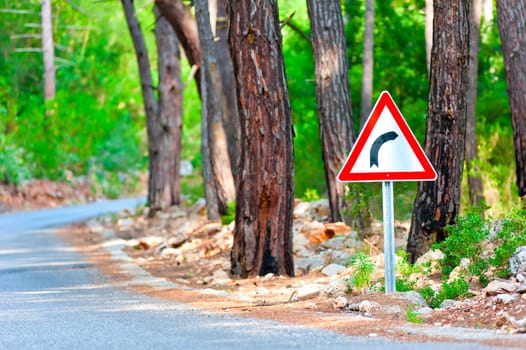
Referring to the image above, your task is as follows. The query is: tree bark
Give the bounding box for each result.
[41,0,55,100]
[194,0,235,218]
[155,0,202,93]
[149,6,183,213]
[228,0,295,277]
[360,0,374,128]
[307,0,356,224]
[466,0,484,208]
[215,1,240,173]
[407,0,470,263]
[496,0,526,197]
[425,0,433,77]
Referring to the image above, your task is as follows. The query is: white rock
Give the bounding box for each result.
[333,296,348,309]
[416,306,434,315]
[160,248,179,258]
[322,278,347,298]
[295,256,325,272]
[518,281,526,294]
[293,202,310,217]
[359,300,381,313]
[516,273,525,283]
[400,291,428,306]
[117,218,134,229]
[321,264,347,277]
[510,246,526,275]
[212,269,229,280]
[439,299,463,309]
[483,280,518,296]
[415,249,444,265]
[293,232,309,253]
[495,293,516,304]
[296,284,321,300]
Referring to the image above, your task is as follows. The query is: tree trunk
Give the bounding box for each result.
[155,0,202,93]
[122,0,170,216]
[360,0,374,128]
[215,1,240,173]
[425,0,433,77]
[149,6,183,213]
[194,0,235,218]
[307,0,356,224]
[228,0,295,277]
[496,0,526,198]
[407,0,470,263]
[466,0,484,208]
[41,0,55,100]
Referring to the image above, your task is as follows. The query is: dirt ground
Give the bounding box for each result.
[59,206,525,349]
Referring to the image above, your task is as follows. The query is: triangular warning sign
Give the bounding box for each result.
[337,91,437,182]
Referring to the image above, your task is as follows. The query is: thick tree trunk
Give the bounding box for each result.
[194,0,235,218]
[360,0,374,128]
[149,7,183,213]
[407,0,470,263]
[307,0,356,224]
[496,0,526,198]
[228,0,295,277]
[466,0,484,207]
[41,0,55,100]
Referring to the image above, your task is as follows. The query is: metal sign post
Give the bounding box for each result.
[382,181,396,294]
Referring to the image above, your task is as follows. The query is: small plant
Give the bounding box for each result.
[303,188,321,202]
[345,252,375,293]
[419,278,470,308]
[406,304,423,324]
[221,201,236,225]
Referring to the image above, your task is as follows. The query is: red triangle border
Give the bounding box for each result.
[337,91,437,182]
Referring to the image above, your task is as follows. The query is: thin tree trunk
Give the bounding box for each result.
[407,0,470,263]
[307,0,356,224]
[155,0,202,93]
[150,6,183,213]
[496,0,526,197]
[466,0,484,208]
[122,0,164,216]
[216,1,240,173]
[195,0,235,218]
[41,0,55,100]
[360,0,374,128]
[228,0,295,277]
[425,0,433,77]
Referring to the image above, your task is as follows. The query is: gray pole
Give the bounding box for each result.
[382,181,396,294]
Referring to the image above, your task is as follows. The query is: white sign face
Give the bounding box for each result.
[349,106,425,173]
[337,91,437,182]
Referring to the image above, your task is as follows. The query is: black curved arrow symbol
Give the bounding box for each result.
[370,131,399,167]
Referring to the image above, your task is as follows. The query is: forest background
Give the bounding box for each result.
[0,0,518,220]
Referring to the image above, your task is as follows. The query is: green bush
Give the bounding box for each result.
[436,205,491,279]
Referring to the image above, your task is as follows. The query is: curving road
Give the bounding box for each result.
[0,199,516,349]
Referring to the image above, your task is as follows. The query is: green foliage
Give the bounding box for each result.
[345,252,375,292]
[490,206,526,271]
[419,278,470,309]
[0,135,30,185]
[436,206,491,278]
[302,188,321,202]
[221,201,236,225]
[405,304,424,324]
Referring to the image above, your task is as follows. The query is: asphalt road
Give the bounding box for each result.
[0,199,516,349]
